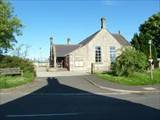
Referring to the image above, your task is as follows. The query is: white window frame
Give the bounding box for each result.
[110,46,116,63]
[95,46,102,63]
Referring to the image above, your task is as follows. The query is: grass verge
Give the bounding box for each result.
[96,69,160,86]
[0,72,35,89]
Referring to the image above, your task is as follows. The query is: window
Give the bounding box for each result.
[95,46,102,63]
[110,46,116,63]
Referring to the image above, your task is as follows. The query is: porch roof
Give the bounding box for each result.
[55,45,80,57]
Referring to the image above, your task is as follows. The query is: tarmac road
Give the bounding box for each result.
[0,76,160,120]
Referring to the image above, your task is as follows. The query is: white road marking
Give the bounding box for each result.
[143,87,156,90]
[96,92,129,95]
[6,113,82,118]
[0,92,129,95]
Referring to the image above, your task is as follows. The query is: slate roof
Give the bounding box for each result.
[55,45,80,57]
[111,33,130,46]
[54,31,130,57]
[78,30,130,46]
[78,30,100,46]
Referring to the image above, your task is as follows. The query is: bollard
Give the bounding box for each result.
[91,63,95,74]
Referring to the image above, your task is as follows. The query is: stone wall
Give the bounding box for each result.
[69,29,124,72]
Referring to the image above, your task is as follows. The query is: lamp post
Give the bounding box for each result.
[39,47,42,62]
[148,40,153,80]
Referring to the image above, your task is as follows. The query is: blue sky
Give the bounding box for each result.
[10,0,160,60]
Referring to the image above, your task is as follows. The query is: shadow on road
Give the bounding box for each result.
[0,77,160,120]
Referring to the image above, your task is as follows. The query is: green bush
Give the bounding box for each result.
[0,55,36,89]
[112,48,148,76]
[0,55,35,75]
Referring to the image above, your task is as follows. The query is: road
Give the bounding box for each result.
[0,70,160,120]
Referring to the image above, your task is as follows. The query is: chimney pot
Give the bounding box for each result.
[67,38,71,45]
[50,36,53,45]
[101,17,106,29]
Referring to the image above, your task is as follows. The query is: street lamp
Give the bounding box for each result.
[39,47,42,62]
[148,40,153,80]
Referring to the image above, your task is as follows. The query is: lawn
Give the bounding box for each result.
[0,72,35,89]
[96,69,160,85]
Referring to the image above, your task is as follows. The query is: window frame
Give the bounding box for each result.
[109,46,116,63]
[95,46,102,63]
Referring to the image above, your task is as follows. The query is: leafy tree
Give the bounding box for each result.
[0,0,22,54]
[131,12,160,64]
[12,44,30,58]
[112,48,148,76]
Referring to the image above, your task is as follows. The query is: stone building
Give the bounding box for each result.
[50,17,130,72]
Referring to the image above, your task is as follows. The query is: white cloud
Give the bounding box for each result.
[103,0,116,6]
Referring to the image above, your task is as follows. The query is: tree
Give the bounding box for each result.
[12,44,30,58]
[112,48,148,76]
[0,0,22,54]
[131,12,160,64]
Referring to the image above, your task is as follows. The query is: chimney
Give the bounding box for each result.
[118,30,121,34]
[101,17,106,29]
[67,38,71,45]
[50,37,53,46]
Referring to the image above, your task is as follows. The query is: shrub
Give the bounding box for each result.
[0,55,35,75]
[112,48,148,76]
[0,55,36,89]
